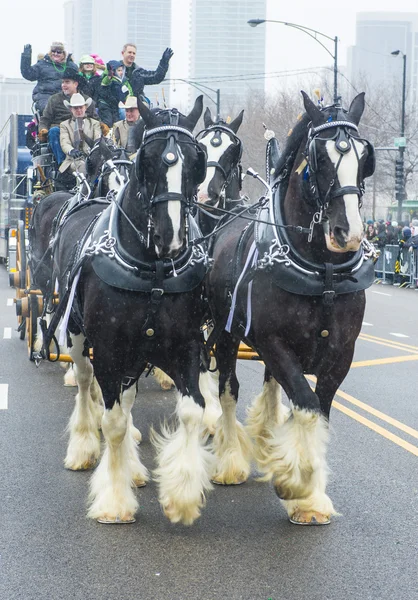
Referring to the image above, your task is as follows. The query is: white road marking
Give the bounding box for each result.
[362,322,373,327]
[7,298,13,307]
[371,291,392,297]
[3,328,12,339]
[390,333,410,339]
[0,384,8,409]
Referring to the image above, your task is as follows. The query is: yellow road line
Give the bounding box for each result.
[334,389,418,440]
[351,355,418,368]
[333,401,418,457]
[358,335,418,355]
[360,332,418,352]
[306,374,418,445]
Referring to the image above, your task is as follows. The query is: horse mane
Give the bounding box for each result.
[275,112,311,177]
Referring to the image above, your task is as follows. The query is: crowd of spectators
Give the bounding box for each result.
[365,218,418,287]
[364,218,418,249]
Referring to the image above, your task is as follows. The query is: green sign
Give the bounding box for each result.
[394,137,406,147]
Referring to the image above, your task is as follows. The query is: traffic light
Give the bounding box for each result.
[395,156,405,201]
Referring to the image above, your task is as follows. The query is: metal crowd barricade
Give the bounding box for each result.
[413,248,418,289]
[374,244,417,287]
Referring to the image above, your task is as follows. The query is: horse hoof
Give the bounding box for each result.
[211,476,246,486]
[65,457,97,471]
[160,381,174,390]
[97,515,136,524]
[289,510,330,525]
[133,478,147,488]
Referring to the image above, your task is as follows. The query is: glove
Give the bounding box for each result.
[38,129,48,142]
[100,122,110,136]
[162,48,174,63]
[69,149,84,159]
[23,44,32,56]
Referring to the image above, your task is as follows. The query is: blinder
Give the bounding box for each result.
[362,142,375,178]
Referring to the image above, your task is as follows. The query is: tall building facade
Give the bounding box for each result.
[348,12,418,106]
[0,78,33,129]
[189,0,266,112]
[63,0,171,106]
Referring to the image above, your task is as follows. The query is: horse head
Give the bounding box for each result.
[86,137,132,197]
[300,91,375,253]
[197,108,244,207]
[131,95,206,258]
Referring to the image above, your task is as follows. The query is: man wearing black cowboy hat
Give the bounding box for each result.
[38,67,100,166]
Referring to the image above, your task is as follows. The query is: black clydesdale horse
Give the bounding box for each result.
[51,97,217,525]
[205,92,376,525]
[196,107,244,236]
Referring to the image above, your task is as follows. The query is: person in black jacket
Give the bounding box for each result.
[20,41,78,114]
[97,61,130,127]
[130,48,174,105]
[78,55,102,105]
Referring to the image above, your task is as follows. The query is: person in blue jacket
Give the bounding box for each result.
[20,41,78,114]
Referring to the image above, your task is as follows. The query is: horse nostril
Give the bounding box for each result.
[153,233,162,246]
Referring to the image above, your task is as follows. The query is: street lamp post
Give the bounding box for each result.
[172,78,220,120]
[248,18,339,104]
[391,50,407,223]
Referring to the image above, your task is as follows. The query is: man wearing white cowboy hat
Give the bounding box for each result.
[38,67,101,169]
[112,96,140,149]
[59,93,101,176]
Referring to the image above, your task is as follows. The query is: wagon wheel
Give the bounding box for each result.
[15,220,27,340]
[27,294,40,362]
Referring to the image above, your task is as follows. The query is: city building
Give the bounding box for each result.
[188,0,266,113]
[0,78,33,129]
[63,0,172,107]
[348,12,418,105]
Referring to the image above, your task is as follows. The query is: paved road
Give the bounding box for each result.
[0,265,417,600]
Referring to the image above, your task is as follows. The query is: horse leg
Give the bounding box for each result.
[151,347,214,525]
[211,335,252,485]
[89,376,104,431]
[246,368,290,464]
[120,380,148,487]
[88,375,139,523]
[283,354,353,525]
[199,365,222,436]
[259,342,336,524]
[64,333,101,470]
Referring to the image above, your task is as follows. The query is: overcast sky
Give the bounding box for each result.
[1,0,417,82]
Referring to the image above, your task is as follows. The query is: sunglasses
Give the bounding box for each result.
[51,49,64,54]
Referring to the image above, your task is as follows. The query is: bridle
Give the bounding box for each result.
[304,117,375,242]
[135,109,206,248]
[196,123,243,203]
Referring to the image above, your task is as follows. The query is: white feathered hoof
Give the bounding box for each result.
[162,495,205,526]
[87,446,139,523]
[284,491,337,526]
[289,510,330,525]
[64,430,101,471]
[202,406,221,437]
[63,365,77,387]
[211,419,252,485]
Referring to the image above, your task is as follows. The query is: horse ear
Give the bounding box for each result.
[203,107,213,128]
[185,95,204,131]
[136,97,157,128]
[228,110,244,134]
[301,90,324,126]
[347,92,365,125]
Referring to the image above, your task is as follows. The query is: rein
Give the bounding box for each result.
[193,197,310,246]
